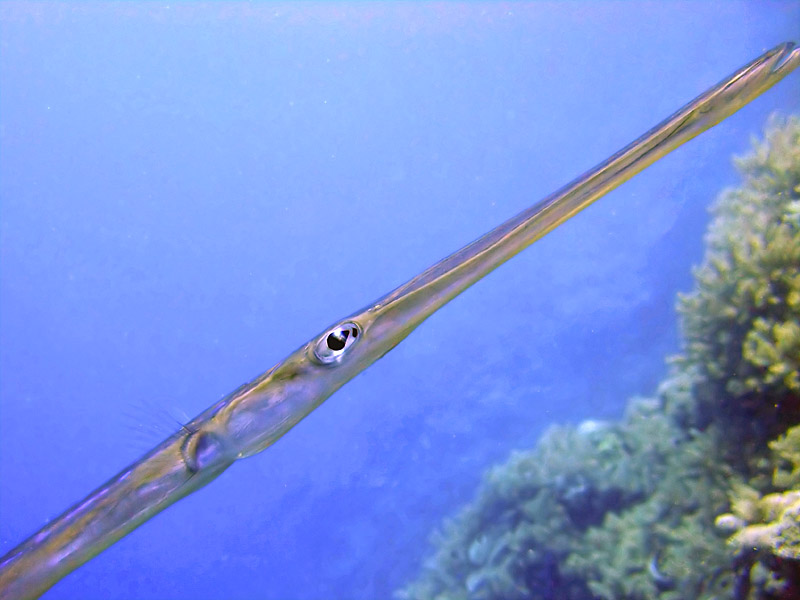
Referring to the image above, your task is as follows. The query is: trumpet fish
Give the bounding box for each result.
[2,42,799,600]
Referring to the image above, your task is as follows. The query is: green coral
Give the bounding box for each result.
[565,502,662,600]
[564,422,734,600]
[678,116,800,437]
[398,117,800,600]
[396,422,638,600]
[713,425,800,596]
[725,490,800,560]
[743,318,800,394]
[770,424,800,488]
[397,401,713,600]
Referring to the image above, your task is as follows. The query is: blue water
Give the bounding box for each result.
[0,3,798,599]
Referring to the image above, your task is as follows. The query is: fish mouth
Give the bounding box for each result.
[768,41,800,75]
[701,42,800,124]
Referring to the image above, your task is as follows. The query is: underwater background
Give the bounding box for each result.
[1,3,799,599]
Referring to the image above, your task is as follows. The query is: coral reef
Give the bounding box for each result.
[723,489,800,560]
[677,115,800,439]
[396,116,800,600]
[770,422,800,490]
[564,419,735,600]
[714,425,800,597]
[395,423,627,600]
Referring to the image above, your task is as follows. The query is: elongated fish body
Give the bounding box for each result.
[1,43,799,600]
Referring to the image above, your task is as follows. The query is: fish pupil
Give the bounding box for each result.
[327,331,348,351]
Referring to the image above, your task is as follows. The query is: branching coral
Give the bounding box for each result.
[770,424,800,489]
[564,423,734,600]
[395,424,619,600]
[397,403,689,600]
[714,425,800,597]
[724,491,800,560]
[678,116,800,437]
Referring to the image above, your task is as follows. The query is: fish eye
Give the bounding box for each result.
[313,322,361,365]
